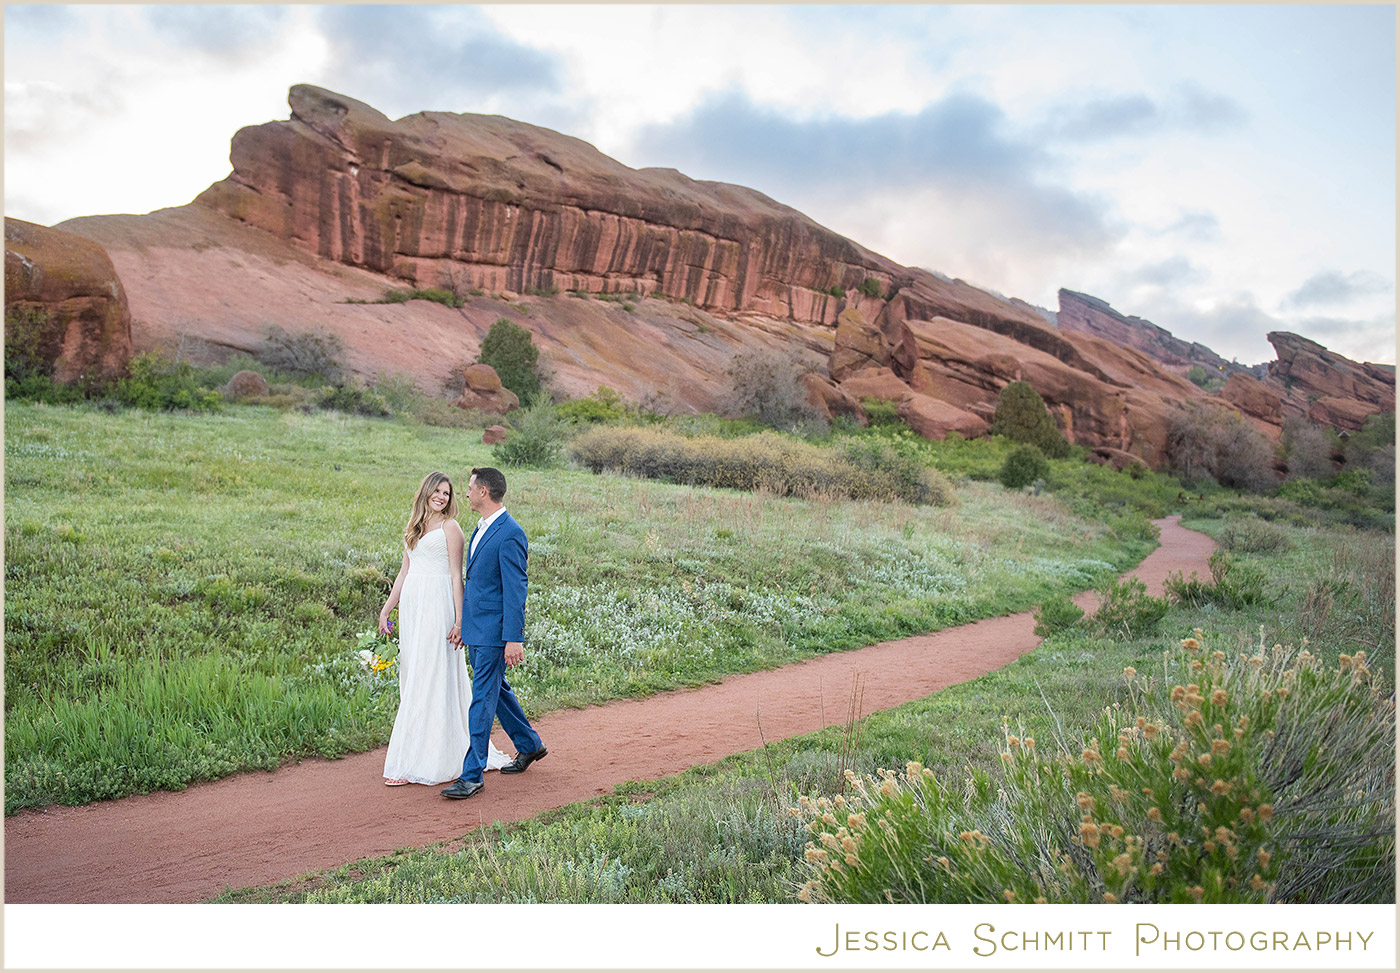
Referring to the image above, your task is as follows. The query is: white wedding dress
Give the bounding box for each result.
[383,526,510,784]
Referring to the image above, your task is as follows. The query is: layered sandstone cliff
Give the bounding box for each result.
[1056,289,1235,374]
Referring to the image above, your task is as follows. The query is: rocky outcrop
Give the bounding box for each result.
[1265,332,1395,431]
[1056,289,1234,374]
[4,218,133,382]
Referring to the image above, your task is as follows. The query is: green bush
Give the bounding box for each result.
[999,443,1049,489]
[315,384,390,417]
[555,386,628,424]
[1093,577,1169,639]
[1164,550,1265,611]
[478,317,542,401]
[113,353,223,412]
[794,633,1393,904]
[567,426,954,505]
[860,397,902,429]
[858,278,883,298]
[492,395,568,469]
[1033,595,1086,637]
[990,381,1071,458]
[1165,401,1276,492]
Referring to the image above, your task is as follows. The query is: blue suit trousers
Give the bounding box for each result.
[460,642,543,782]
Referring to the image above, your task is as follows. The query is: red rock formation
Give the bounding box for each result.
[1056,289,1234,373]
[4,218,133,382]
[1265,332,1395,431]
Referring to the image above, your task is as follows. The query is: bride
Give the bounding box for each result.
[378,471,509,785]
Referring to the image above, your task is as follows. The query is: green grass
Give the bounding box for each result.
[212,513,1392,904]
[5,402,1150,813]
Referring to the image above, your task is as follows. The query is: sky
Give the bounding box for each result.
[4,3,1396,367]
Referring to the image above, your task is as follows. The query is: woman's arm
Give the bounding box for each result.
[379,550,410,634]
[445,520,466,647]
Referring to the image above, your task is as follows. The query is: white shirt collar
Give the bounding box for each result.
[476,506,507,533]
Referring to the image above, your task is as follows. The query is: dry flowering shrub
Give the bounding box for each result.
[793,631,1393,904]
[567,426,954,505]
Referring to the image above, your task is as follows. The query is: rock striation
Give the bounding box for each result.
[1264,332,1395,431]
[4,218,133,382]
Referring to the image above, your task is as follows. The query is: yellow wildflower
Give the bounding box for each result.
[847,813,867,830]
[1197,752,1212,767]
[1124,666,1137,680]
[1189,885,1204,901]
[1024,737,1035,749]
[1003,889,1017,902]
[1144,723,1160,740]
[1249,873,1266,892]
[1182,637,1201,652]
[1149,863,1163,876]
[1171,685,1187,702]
[1117,747,1129,761]
[1211,689,1228,706]
[1258,849,1271,868]
[1211,738,1231,756]
[1147,807,1163,822]
[1173,767,1190,782]
[1258,804,1274,821]
[1104,892,1118,903]
[1185,711,1204,728]
[1076,792,1096,812]
[1079,822,1101,849]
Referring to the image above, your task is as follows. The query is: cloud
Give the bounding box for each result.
[1282,270,1393,310]
[631,89,1118,257]
[1159,210,1221,242]
[144,6,292,59]
[1122,256,1205,288]
[1038,84,1247,143]
[1044,95,1160,140]
[3,82,122,154]
[314,6,561,116]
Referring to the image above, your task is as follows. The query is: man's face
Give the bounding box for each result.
[466,475,485,514]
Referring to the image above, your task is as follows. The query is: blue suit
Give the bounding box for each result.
[459,510,542,782]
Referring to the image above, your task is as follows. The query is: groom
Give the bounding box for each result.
[442,467,547,800]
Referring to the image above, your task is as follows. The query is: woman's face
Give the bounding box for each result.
[428,479,452,513]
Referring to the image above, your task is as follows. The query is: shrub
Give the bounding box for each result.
[1164,549,1266,611]
[720,348,826,431]
[860,397,902,429]
[794,632,1393,904]
[1093,577,1169,639]
[315,384,390,417]
[478,317,542,401]
[1282,417,1338,480]
[112,353,223,412]
[555,386,628,424]
[1219,517,1293,555]
[1165,401,1277,492]
[260,326,345,383]
[999,443,1049,490]
[1343,412,1395,489]
[858,278,883,298]
[1032,595,1086,637]
[492,395,568,469]
[371,372,421,414]
[566,426,954,505]
[990,381,1070,458]
[5,305,54,384]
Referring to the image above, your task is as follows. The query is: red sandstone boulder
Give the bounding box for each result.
[799,371,864,422]
[223,369,269,401]
[1220,372,1282,425]
[454,362,519,413]
[837,366,915,408]
[899,393,988,440]
[482,425,508,445]
[4,218,133,382]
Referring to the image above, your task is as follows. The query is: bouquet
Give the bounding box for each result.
[356,615,398,674]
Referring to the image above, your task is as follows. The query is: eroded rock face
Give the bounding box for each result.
[196,85,910,328]
[4,218,133,382]
[1266,332,1395,431]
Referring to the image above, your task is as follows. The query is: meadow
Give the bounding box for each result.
[5,400,1151,814]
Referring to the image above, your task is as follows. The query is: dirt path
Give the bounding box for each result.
[3,516,1214,904]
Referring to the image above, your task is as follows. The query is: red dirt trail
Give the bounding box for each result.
[3,516,1214,904]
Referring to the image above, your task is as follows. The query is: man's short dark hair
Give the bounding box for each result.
[471,466,508,502]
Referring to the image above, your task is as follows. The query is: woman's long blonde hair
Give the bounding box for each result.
[403,471,457,550]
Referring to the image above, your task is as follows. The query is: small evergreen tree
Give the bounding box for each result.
[478,318,542,401]
[990,381,1071,458]
[999,443,1049,489]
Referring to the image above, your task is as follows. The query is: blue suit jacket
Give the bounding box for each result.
[462,510,528,647]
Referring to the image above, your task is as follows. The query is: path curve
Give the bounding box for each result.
[4,516,1214,903]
